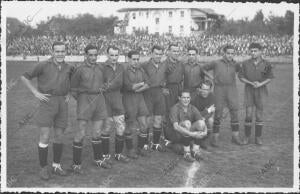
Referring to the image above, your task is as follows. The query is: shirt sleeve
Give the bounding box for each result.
[141,68,151,86]
[70,67,82,89]
[22,62,44,80]
[192,106,203,121]
[203,61,215,71]
[169,106,179,124]
[238,62,246,79]
[262,61,275,79]
[123,69,134,91]
[235,62,242,73]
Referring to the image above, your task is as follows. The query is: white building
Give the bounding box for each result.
[115,8,224,37]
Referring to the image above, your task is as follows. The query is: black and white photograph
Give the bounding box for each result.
[1,1,299,192]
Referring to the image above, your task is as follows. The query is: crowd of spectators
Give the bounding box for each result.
[7,33,293,57]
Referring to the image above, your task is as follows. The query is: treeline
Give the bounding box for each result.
[210,10,294,36]
[7,13,118,38]
[7,9,294,39]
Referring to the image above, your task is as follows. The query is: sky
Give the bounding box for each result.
[2,1,298,28]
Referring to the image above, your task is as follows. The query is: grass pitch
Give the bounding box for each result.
[6,59,294,188]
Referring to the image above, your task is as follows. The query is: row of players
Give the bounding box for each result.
[21,42,274,180]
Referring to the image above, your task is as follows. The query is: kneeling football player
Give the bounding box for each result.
[191,80,215,149]
[167,90,208,162]
[70,45,111,174]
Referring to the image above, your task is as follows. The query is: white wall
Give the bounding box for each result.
[124,9,192,36]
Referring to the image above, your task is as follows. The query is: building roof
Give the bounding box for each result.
[117,8,221,16]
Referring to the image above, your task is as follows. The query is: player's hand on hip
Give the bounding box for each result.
[34,91,50,102]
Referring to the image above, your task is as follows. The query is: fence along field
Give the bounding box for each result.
[5,56,294,187]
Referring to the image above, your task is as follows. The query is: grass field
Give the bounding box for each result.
[5,59,294,188]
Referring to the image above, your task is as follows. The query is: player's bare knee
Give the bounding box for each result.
[39,127,50,144]
[114,115,126,135]
[153,116,162,128]
[208,117,214,128]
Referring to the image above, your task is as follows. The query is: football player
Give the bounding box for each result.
[123,50,150,157]
[70,44,110,174]
[163,43,184,143]
[142,45,168,152]
[239,43,274,145]
[21,41,73,180]
[168,90,207,162]
[203,45,246,147]
[101,45,129,164]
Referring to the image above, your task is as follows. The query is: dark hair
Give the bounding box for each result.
[201,80,213,89]
[187,46,198,54]
[52,41,65,50]
[84,44,98,54]
[168,43,179,50]
[151,45,163,53]
[223,45,235,52]
[249,42,263,50]
[127,50,140,58]
[180,89,191,97]
[107,45,119,53]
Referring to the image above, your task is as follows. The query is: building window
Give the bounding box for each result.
[180,25,184,32]
[133,27,136,32]
[169,11,173,17]
[180,11,184,17]
[169,26,172,33]
[146,12,149,18]
[139,11,142,16]
[132,13,136,20]
[155,18,159,24]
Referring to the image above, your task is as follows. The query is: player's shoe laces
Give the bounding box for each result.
[52,163,67,176]
[95,159,112,169]
[71,164,83,175]
[103,154,114,166]
[39,166,50,180]
[192,150,204,161]
[183,152,195,163]
[114,154,130,163]
[151,142,167,152]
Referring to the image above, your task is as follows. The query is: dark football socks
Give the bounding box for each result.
[101,134,110,155]
[38,143,48,168]
[72,141,83,165]
[231,122,239,132]
[181,136,191,147]
[245,119,252,137]
[91,138,103,161]
[125,132,133,150]
[138,132,148,149]
[255,122,263,137]
[115,135,124,154]
[153,127,162,144]
[53,143,63,164]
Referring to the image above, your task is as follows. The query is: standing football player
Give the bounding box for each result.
[123,50,150,158]
[203,45,246,147]
[21,41,72,180]
[102,46,129,164]
[239,43,274,145]
[168,90,207,162]
[142,45,168,152]
[163,43,184,143]
[70,44,111,174]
